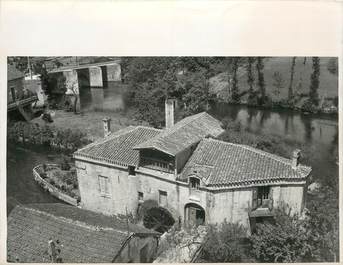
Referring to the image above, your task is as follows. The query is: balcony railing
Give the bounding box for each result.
[140,157,174,173]
[8,95,38,111]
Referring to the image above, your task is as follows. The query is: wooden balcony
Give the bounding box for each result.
[249,199,274,218]
[140,157,174,173]
[8,95,38,111]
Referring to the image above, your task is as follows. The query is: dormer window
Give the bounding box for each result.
[189,177,200,190]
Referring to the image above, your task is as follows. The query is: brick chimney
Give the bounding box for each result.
[291,149,301,169]
[103,117,111,137]
[165,98,177,129]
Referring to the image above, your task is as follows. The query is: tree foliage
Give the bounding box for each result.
[256,57,266,103]
[250,208,315,262]
[201,221,247,262]
[288,57,296,100]
[246,57,255,103]
[230,57,240,102]
[309,57,320,106]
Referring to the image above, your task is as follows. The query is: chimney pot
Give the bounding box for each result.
[165,98,176,129]
[103,117,111,137]
[292,149,301,169]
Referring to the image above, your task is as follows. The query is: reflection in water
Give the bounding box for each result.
[210,102,338,180]
[79,82,126,112]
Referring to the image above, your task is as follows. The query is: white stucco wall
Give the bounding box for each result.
[76,158,307,230]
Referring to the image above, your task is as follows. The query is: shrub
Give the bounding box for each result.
[42,163,47,172]
[250,207,315,262]
[301,99,319,113]
[60,155,71,170]
[49,179,55,186]
[201,220,247,262]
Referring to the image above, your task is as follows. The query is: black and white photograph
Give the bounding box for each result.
[1,1,341,264]
[6,56,339,263]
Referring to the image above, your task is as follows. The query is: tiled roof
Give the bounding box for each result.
[134,112,224,156]
[74,126,161,167]
[8,64,24,81]
[7,203,159,263]
[179,138,311,187]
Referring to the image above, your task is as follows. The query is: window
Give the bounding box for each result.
[98,176,110,196]
[258,186,270,201]
[128,166,136,176]
[138,192,144,201]
[252,186,270,208]
[159,190,167,206]
[189,177,200,190]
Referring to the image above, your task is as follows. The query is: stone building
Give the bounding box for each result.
[74,100,311,233]
[7,64,37,120]
[7,203,160,263]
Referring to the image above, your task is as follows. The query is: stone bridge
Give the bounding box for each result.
[48,60,122,94]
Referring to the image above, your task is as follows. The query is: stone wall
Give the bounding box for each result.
[106,63,121,82]
[76,158,306,230]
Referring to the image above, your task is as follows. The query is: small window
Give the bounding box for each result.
[256,186,270,207]
[128,166,136,176]
[189,177,200,190]
[138,192,144,201]
[159,190,167,206]
[98,176,110,196]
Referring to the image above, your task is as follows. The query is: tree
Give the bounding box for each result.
[201,220,247,262]
[309,57,320,106]
[230,57,240,102]
[305,185,339,262]
[256,57,266,103]
[288,57,296,100]
[250,207,315,262]
[272,71,285,97]
[327,58,338,75]
[246,57,255,101]
[180,70,215,114]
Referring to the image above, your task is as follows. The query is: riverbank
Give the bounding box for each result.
[31,108,148,141]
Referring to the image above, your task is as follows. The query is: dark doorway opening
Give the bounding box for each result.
[185,203,205,226]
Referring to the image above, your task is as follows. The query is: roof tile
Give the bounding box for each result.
[134,112,224,155]
[7,203,159,263]
[179,138,311,186]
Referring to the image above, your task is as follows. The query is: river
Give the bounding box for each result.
[7,83,338,214]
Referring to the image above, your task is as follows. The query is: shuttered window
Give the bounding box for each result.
[159,190,167,206]
[98,176,110,196]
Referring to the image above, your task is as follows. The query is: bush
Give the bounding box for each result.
[60,155,71,170]
[201,220,247,262]
[250,207,315,262]
[49,179,55,186]
[301,99,319,113]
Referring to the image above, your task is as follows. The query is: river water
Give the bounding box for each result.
[7,82,338,214]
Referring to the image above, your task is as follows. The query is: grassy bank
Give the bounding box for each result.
[31,108,146,141]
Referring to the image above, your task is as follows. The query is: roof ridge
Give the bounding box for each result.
[139,112,209,146]
[135,125,162,132]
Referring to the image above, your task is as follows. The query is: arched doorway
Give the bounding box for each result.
[184,203,205,226]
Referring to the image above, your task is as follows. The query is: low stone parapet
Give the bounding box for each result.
[33,164,79,206]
